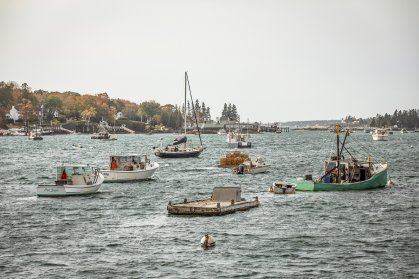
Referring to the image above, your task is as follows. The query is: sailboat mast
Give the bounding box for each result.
[184,72,187,135]
[186,72,203,147]
[336,123,340,183]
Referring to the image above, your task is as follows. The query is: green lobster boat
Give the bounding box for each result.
[291,124,388,191]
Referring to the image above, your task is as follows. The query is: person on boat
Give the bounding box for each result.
[111,157,118,170]
[60,169,68,180]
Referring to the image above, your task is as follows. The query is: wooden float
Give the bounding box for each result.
[167,187,259,216]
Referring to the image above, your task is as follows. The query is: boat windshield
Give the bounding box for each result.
[110,155,147,171]
[56,166,92,179]
[325,161,337,172]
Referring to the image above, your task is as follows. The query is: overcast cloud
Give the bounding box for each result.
[1,0,418,122]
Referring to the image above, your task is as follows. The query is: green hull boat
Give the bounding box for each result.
[288,124,389,191]
[290,163,388,191]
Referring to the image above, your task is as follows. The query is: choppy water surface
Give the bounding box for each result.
[1,131,418,278]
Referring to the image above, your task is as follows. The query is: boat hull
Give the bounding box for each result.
[102,164,159,182]
[37,184,102,196]
[37,173,104,197]
[372,135,388,141]
[290,165,388,191]
[228,142,252,148]
[154,149,203,158]
[248,165,269,174]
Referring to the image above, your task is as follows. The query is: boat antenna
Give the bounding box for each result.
[184,72,187,136]
[339,128,350,157]
[335,123,341,183]
[185,72,203,147]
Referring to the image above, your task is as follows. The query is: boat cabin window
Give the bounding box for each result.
[110,155,146,171]
[325,161,337,172]
[56,166,91,180]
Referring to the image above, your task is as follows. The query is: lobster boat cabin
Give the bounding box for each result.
[101,155,159,182]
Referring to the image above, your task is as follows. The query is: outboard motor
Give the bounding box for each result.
[237,164,245,174]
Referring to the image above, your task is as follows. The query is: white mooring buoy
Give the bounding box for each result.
[201,234,216,248]
[387,178,395,187]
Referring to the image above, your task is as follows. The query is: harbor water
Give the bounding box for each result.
[1,132,418,278]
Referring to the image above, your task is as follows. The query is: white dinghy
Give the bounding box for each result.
[37,165,104,197]
[269,181,296,194]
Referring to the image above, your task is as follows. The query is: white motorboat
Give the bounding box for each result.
[29,127,43,140]
[101,155,159,182]
[226,131,251,148]
[217,129,227,135]
[37,165,104,197]
[234,157,269,174]
[269,181,296,194]
[372,129,389,141]
[401,128,408,134]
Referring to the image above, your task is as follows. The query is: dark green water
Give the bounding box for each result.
[0,131,418,278]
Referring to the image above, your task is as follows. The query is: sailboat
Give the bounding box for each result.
[154,72,204,158]
[289,124,388,191]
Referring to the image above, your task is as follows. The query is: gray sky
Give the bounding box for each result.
[1,0,418,122]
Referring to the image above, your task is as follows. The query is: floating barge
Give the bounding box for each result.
[167,187,259,216]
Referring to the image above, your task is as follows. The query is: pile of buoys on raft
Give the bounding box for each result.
[219,150,249,167]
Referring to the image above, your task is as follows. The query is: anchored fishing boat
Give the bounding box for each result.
[234,157,270,174]
[289,124,388,191]
[167,187,259,216]
[91,130,111,140]
[154,72,204,158]
[37,165,104,197]
[226,130,251,148]
[372,128,389,141]
[29,126,43,140]
[101,155,159,182]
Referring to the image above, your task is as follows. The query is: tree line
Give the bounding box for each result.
[370,109,418,129]
[221,103,239,122]
[343,109,419,129]
[0,81,213,130]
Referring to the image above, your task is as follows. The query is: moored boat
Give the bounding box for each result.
[91,130,110,139]
[234,157,270,174]
[226,130,251,148]
[154,72,204,158]
[37,165,104,197]
[372,128,389,141]
[289,124,388,191]
[217,129,227,135]
[101,155,159,182]
[28,125,43,140]
[269,181,296,194]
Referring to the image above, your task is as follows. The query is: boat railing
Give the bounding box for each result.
[93,167,100,184]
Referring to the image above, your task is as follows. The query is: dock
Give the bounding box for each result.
[167,187,259,216]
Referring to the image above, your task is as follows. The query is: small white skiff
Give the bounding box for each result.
[234,158,270,174]
[269,181,296,194]
[37,165,104,197]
